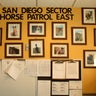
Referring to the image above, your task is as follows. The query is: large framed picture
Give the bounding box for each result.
[5,43,23,58]
[52,22,67,39]
[29,39,44,57]
[71,27,87,45]
[83,50,96,68]
[0,28,2,45]
[50,43,69,58]
[6,22,22,40]
[28,22,46,36]
[94,28,96,46]
[82,8,96,25]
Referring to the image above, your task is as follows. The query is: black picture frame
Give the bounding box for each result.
[5,43,23,58]
[28,22,46,36]
[52,22,67,40]
[6,22,22,40]
[82,8,96,25]
[50,43,69,58]
[83,50,96,68]
[71,27,87,45]
[29,39,45,57]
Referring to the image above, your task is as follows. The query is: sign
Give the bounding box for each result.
[0,7,74,20]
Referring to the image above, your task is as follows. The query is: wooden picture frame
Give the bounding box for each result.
[0,28,2,45]
[5,43,23,58]
[50,43,69,58]
[29,39,44,57]
[83,50,96,68]
[82,8,96,25]
[71,27,87,45]
[6,22,22,40]
[28,22,46,36]
[52,22,67,39]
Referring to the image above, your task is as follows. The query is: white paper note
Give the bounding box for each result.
[66,62,79,79]
[25,59,51,77]
[37,60,51,76]
[25,60,37,76]
[52,81,69,95]
[38,80,51,96]
[69,90,82,96]
[2,59,14,73]
[5,60,25,80]
[69,81,82,89]
[52,61,66,79]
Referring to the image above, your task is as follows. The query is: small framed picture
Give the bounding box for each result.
[6,22,22,40]
[28,22,46,36]
[82,8,96,25]
[5,43,23,58]
[71,27,87,45]
[52,22,67,39]
[83,50,96,68]
[50,43,69,58]
[0,28,2,45]
[94,28,96,46]
[29,39,44,57]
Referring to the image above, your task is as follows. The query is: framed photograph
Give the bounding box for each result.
[94,28,96,46]
[29,39,44,57]
[82,8,96,25]
[28,22,46,36]
[6,22,22,40]
[50,43,69,58]
[83,50,96,68]
[52,22,67,39]
[71,27,87,45]
[0,28,2,45]
[5,43,23,58]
